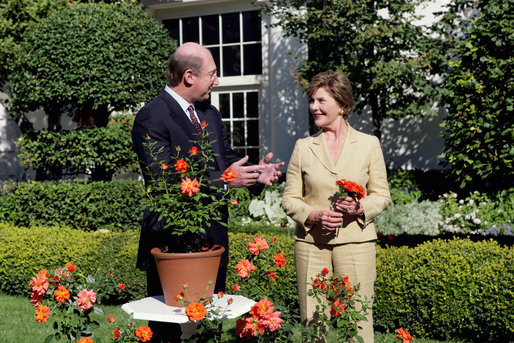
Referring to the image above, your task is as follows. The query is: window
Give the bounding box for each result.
[213,91,260,163]
[162,10,262,76]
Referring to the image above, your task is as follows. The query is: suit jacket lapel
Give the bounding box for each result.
[197,105,225,171]
[158,90,197,142]
[335,124,358,170]
[309,131,337,174]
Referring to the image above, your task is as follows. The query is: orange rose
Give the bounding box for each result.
[220,167,239,182]
[189,146,198,155]
[185,302,207,321]
[35,304,50,322]
[180,177,200,197]
[54,285,70,303]
[65,262,76,272]
[135,326,153,342]
[174,159,189,173]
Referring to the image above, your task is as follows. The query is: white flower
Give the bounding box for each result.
[452,193,458,198]
[459,199,464,204]
[473,218,481,224]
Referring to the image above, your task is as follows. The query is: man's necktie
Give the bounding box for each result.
[187,105,202,134]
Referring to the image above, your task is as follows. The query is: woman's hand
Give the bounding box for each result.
[306,210,343,231]
[335,196,363,216]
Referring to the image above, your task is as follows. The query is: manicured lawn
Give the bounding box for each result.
[0,293,467,342]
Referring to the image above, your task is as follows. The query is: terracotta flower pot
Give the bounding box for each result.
[150,245,225,307]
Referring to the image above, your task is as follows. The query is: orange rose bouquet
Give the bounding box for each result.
[141,122,238,253]
[29,262,105,342]
[336,179,366,201]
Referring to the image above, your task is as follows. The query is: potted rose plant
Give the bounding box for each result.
[141,122,238,306]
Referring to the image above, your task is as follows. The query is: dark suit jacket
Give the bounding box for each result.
[132,88,252,271]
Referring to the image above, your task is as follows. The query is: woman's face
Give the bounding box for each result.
[309,87,343,128]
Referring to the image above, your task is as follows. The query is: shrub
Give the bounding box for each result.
[0,180,144,232]
[375,238,514,342]
[374,200,441,236]
[0,224,146,302]
[17,114,139,180]
[8,2,175,127]
[387,169,422,205]
[438,188,514,236]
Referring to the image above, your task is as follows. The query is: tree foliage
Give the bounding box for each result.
[261,0,445,139]
[438,0,513,190]
[7,2,175,129]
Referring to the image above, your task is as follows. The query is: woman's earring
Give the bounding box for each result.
[339,109,345,116]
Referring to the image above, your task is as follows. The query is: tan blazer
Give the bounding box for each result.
[281,124,391,245]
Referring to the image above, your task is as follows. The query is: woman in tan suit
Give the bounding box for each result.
[281,70,391,342]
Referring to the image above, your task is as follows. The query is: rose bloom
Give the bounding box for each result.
[174,159,189,173]
[113,329,121,339]
[220,167,239,182]
[35,304,51,322]
[161,163,168,170]
[189,146,198,155]
[65,262,76,272]
[175,291,185,303]
[232,285,240,292]
[201,121,207,128]
[30,269,49,295]
[235,259,256,278]
[261,310,283,332]
[236,316,265,339]
[118,283,125,290]
[330,298,346,318]
[250,297,274,318]
[396,327,414,343]
[321,268,329,275]
[54,285,70,303]
[108,315,115,323]
[185,303,207,322]
[273,252,287,268]
[135,326,153,342]
[218,291,225,298]
[231,198,238,205]
[76,289,97,311]
[266,270,276,282]
[180,177,200,197]
[30,291,43,307]
[77,337,93,343]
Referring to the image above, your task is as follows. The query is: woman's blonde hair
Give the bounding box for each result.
[306,70,354,119]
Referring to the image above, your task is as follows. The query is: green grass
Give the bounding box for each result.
[0,293,466,343]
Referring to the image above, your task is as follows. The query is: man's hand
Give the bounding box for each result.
[257,152,285,186]
[226,156,266,188]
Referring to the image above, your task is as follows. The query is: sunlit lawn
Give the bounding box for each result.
[1,294,467,343]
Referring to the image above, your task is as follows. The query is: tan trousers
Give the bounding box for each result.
[295,240,376,343]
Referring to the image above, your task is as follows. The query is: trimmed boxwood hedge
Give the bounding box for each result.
[1,223,512,341]
[375,238,514,342]
[0,180,144,232]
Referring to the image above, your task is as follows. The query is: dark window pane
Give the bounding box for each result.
[222,12,240,44]
[183,17,199,43]
[223,121,231,141]
[208,47,220,71]
[234,147,245,156]
[246,92,258,118]
[233,93,244,118]
[247,148,259,164]
[202,15,219,45]
[243,11,261,42]
[247,120,259,146]
[233,120,245,146]
[162,19,180,42]
[243,43,262,75]
[223,46,241,76]
[219,94,230,119]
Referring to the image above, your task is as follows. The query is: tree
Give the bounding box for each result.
[261,0,445,140]
[437,0,513,190]
[8,2,175,130]
[8,2,176,180]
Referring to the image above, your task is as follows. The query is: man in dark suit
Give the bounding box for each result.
[132,42,283,342]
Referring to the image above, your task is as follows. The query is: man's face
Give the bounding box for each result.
[192,54,219,102]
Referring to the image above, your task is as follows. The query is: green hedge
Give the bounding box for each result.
[0,224,146,304]
[0,180,144,232]
[1,223,512,341]
[375,238,513,342]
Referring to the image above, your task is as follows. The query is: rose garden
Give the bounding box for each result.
[0,0,512,342]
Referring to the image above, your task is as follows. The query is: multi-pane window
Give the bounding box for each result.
[212,91,259,162]
[162,10,262,162]
[162,10,262,76]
